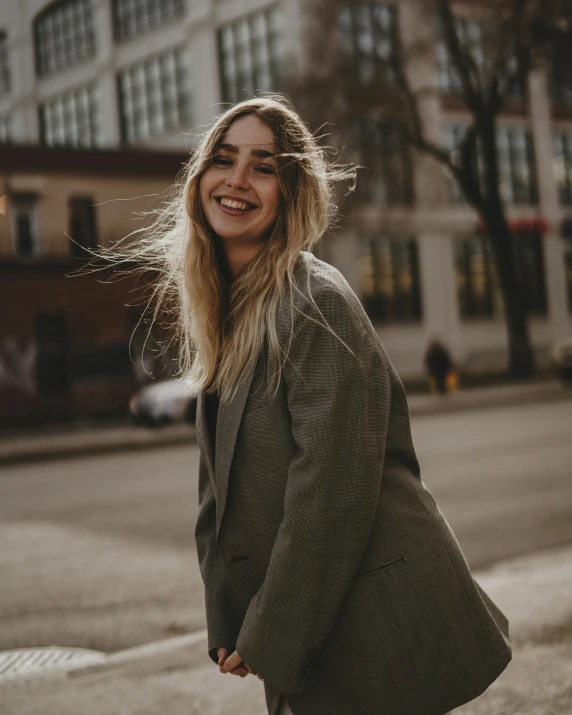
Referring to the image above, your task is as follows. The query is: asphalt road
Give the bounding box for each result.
[0,396,571,655]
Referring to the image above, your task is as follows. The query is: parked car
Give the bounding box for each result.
[550,336,572,384]
[129,379,198,427]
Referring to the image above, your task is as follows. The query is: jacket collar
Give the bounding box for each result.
[196,358,257,539]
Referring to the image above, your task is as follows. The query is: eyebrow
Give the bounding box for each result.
[218,142,275,159]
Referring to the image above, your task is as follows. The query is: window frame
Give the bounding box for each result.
[112,0,185,43]
[0,30,10,97]
[360,235,423,324]
[39,82,100,148]
[218,4,283,105]
[68,196,98,259]
[117,45,192,144]
[353,119,415,205]
[33,0,96,79]
[10,193,40,259]
[456,231,547,321]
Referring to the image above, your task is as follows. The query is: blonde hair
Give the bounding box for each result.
[95,95,355,401]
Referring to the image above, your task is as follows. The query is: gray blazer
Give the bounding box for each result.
[195,252,511,715]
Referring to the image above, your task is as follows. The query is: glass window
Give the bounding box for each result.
[34,0,96,78]
[218,5,283,104]
[442,123,468,203]
[456,235,502,320]
[496,126,537,205]
[0,31,10,96]
[11,193,39,258]
[549,31,572,104]
[456,232,546,320]
[68,197,98,259]
[360,236,422,323]
[40,83,100,148]
[553,131,572,206]
[0,114,12,143]
[118,46,192,143]
[353,119,414,205]
[444,123,537,205]
[112,0,185,42]
[437,17,523,99]
[338,2,396,84]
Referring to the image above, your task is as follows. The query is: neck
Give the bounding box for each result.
[223,240,265,278]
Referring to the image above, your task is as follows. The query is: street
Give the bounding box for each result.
[1,396,571,656]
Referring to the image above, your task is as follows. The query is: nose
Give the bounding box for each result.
[225,162,250,191]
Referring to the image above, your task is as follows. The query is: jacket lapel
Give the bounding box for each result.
[214,359,257,538]
[195,390,215,484]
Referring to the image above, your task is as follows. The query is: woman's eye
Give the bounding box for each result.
[213,156,232,167]
[256,165,275,175]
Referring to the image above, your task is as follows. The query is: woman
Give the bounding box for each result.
[143,96,511,714]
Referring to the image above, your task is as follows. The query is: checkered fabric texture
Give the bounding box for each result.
[194,252,511,715]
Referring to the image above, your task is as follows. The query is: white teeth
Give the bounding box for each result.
[219,197,252,211]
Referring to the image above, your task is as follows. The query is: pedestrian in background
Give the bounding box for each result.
[425,337,454,394]
[131,96,511,715]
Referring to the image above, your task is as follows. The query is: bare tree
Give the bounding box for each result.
[287,0,572,377]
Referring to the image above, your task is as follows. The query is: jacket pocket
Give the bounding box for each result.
[354,556,407,578]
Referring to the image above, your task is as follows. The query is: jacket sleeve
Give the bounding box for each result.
[236,285,392,694]
[194,454,235,664]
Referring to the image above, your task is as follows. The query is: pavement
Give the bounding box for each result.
[0,545,571,714]
[0,377,570,466]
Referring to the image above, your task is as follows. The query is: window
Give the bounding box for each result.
[353,120,413,204]
[118,46,192,143]
[218,5,283,104]
[339,2,397,84]
[0,31,10,96]
[112,0,185,42]
[444,124,537,205]
[549,32,572,104]
[40,83,100,148]
[553,132,572,205]
[68,197,98,259]
[36,312,69,396]
[442,123,467,203]
[456,232,547,320]
[496,127,537,205]
[360,236,422,322]
[0,114,12,143]
[11,193,39,258]
[456,235,502,320]
[436,18,524,99]
[34,0,96,78]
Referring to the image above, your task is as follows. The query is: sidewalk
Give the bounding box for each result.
[1,545,572,714]
[1,378,569,466]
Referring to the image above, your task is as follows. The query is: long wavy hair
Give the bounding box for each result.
[97,96,355,401]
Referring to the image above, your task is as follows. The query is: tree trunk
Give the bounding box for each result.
[483,206,535,377]
[478,120,535,378]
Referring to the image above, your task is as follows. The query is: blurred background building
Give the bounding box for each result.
[0,0,571,426]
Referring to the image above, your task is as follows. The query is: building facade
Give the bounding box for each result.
[0,0,571,387]
[0,145,184,426]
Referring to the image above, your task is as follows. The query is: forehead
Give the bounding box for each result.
[223,115,276,150]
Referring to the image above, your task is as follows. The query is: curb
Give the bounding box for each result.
[68,630,209,680]
[0,424,196,467]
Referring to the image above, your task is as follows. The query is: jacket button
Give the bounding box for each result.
[297,669,306,680]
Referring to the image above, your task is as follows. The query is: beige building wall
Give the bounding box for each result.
[0,170,174,258]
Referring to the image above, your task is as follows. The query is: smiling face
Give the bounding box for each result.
[199,115,281,252]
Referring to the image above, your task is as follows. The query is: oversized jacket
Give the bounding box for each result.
[194,251,511,715]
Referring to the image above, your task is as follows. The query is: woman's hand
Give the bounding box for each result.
[219,649,263,680]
